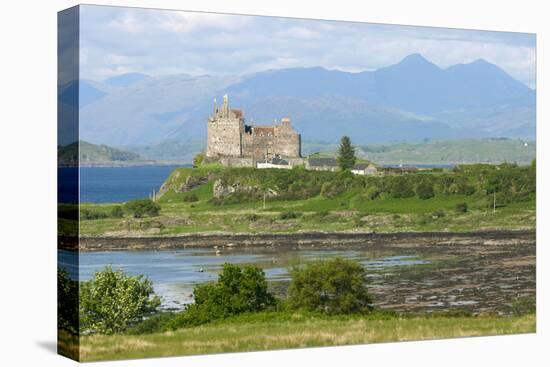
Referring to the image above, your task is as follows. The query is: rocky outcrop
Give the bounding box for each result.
[176,175,209,193]
[212,179,279,199]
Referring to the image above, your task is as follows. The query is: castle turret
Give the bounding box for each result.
[222,94,229,117]
[206,94,244,158]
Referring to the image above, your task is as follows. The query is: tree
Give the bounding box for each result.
[287,258,372,314]
[173,263,276,328]
[123,199,160,218]
[337,136,356,171]
[58,268,79,333]
[416,181,435,200]
[80,266,161,334]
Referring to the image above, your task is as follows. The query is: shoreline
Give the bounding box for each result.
[70,229,535,252]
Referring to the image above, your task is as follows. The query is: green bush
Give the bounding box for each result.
[320,181,346,198]
[287,258,373,315]
[183,193,199,202]
[80,266,161,334]
[510,296,536,316]
[390,176,414,198]
[365,185,381,200]
[123,199,161,218]
[193,152,205,167]
[110,206,124,218]
[455,202,468,213]
[457,183,476,196]
[279,211,302,220]
[81,209,108,220]
[170,263,276,329]
[416,181,435,200]
[58,268,79,333]
[127,312,178,335]
[245,213,260,221]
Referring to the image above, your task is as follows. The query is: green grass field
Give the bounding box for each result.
[77,312,535,361]
[78,165,535,237]
[79,194,535,236]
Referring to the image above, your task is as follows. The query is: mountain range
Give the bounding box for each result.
[63,54,535,146]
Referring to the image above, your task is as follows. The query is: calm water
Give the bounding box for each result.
[59,248,427,310]
[79,166,186,203]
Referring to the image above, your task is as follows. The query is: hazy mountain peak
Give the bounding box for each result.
[79,55,535,146]
[396,53,440,69]
[103,72,152,87]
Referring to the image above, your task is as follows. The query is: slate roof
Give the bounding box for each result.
[353,163,369,170]
[271,157,289,165]
[308,157,337,167]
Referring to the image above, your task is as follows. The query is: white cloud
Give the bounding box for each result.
[78,5,536,87]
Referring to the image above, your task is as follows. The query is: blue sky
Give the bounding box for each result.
[80,5,536,88]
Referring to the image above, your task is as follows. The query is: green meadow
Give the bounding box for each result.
[77,312,535,361]
[79,163,535,237]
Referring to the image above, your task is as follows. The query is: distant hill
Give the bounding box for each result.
[358,138,536,165]
[114,137,535,166]
[103,72,152,87]
[77,54,535,146]
[58,141,146,167]
[121,139,205,162]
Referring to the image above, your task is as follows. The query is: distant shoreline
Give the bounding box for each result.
[59,160,191,168]
[71,229,536,252]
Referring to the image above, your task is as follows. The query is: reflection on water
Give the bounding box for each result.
[59,248,428,310]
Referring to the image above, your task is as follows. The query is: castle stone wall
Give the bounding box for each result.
[206,96,301,163]
[219,156,254,167]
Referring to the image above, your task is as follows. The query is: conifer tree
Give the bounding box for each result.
[337,136,356,170]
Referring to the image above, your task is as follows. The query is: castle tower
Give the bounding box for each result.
[206,94,244,158]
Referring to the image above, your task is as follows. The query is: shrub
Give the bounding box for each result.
[510,296,536,316]
[170,264,275,329]
[432,209,446,218]
[245,213,260,221]
[457,183,476,196]
[193,152,205,167]
[416,181,435,200]
[365,185,381,200]
[320,181,345,198]
[183,193,199,202]
[287,258,373,315]
[80,209,108,220]
[58,268,79,333]
[455,202,468,213]
[390,176,414,198]
[315,210,330,218]
[127,312,178,335]
[110,206,124,218]
[123,199,161,218]
[279,211,302,220]
[80,266,161,334]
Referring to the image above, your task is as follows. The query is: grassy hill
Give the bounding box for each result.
[58,141,145,167]
[78,163,535,237]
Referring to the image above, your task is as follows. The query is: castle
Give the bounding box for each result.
[206,95,302,166]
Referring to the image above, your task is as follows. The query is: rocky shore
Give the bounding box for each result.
[73,230,535,252]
